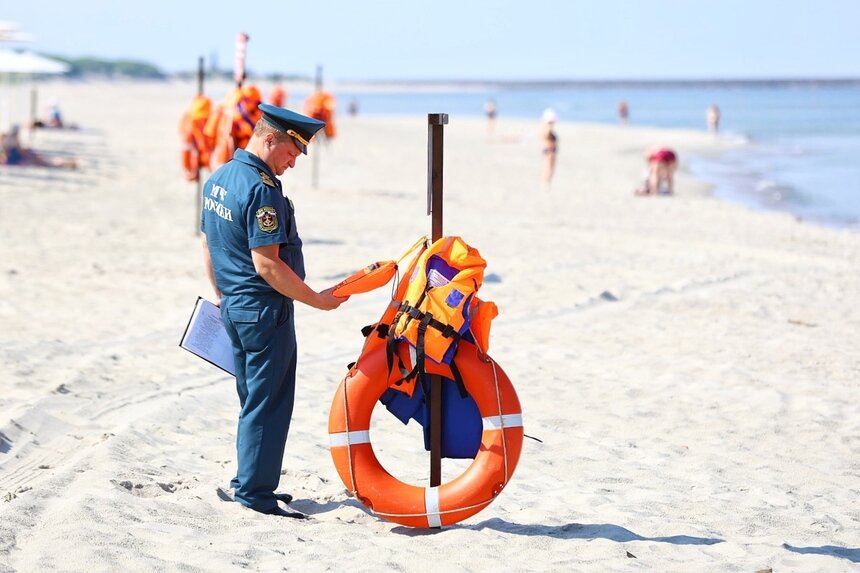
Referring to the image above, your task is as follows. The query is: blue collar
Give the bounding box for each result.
[233,148,278,183]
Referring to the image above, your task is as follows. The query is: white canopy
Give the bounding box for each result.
[0,49,68,75]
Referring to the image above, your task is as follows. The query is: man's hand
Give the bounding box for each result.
[316,286,348,310]
[251,245,349,310]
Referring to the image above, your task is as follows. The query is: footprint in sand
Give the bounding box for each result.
[111,479,177,497]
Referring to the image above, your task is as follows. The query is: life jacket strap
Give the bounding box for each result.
[400,304,462,342]
[448,358,468,399]
[384,295,472,398]
[361,323,390,339]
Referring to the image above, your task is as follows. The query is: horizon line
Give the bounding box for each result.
[329,76,860,88]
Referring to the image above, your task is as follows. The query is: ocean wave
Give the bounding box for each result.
[753,178,805,204]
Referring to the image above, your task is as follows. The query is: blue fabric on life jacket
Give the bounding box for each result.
[379,377,482,459]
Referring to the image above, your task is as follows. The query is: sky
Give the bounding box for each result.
[3,0,860,81]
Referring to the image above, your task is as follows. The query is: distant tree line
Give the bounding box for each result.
[40,54,310,82]
[42,54,166,79]
[173,68,311,83]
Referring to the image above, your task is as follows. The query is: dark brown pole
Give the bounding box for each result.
[195,56,205,235]
[30,87,37,129]
[197,56,205,96]
[427,113,448,489]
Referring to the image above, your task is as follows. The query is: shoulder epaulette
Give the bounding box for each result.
[258,170,275,187]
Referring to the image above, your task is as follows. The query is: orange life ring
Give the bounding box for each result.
[328,340,523,528]
[332,260,397,297]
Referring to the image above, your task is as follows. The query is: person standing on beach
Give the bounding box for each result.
[540,108,558,188]
[617,99,629,124]
[200,103,347,519]
[707,104,721,133]
[484,98,498,134]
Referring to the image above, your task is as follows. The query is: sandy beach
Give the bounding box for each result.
[1,79,858,572]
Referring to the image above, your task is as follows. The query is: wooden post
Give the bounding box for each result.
[196,56,205,96]
[30,87,37,129]
[427,113,448,488]
[195,56,205,235]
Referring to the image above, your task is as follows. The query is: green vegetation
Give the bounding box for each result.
[41,54,166,79]
[36,54,312,82]
[173,68,311,83]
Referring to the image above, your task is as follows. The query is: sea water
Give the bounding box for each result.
[311,83,860,231]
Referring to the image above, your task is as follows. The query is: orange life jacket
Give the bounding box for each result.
[179,95,212,181]
[385,236,497,394]
[231,85,262,151]
[208,111,233,170]
[268,85,287,107]
[333,260,398,297]
[303,90,337,139]
[204,89,244,171]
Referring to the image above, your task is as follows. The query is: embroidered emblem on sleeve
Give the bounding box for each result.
[255,206,279,232]
[258,170,275,187]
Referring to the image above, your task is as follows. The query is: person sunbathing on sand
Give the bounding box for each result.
[1,125,78,169]
[30,101,79,130]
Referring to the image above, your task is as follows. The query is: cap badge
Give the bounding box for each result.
[285,129,310,147]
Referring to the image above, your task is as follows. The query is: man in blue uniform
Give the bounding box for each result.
[201,103,347,518]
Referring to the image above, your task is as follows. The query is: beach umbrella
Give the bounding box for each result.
[0,50,68,133]
[0,49,68,75]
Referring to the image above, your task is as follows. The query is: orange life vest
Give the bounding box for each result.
[231,85,262,151]
[332,260,398,297]
[393,236,495,358]
[383,237,497,396]
[179,95,212,181]
[204,87,253,171]
[268,84,287,107]
[203,99,232,171]
[303,90,337,139]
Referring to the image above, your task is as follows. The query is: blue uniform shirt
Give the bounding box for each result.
[201,149,305,297]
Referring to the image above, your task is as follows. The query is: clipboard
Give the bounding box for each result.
[179,297,236,376]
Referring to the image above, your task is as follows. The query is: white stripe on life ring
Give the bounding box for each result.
[425,486,441,528]
[482,413,523,430]
[329,430,371,447]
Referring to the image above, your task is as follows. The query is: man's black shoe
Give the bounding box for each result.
[274,492,293,504]
[256,505,307,519]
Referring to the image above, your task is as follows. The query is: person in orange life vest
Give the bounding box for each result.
[201,104,348,518]
[179,95,213,181]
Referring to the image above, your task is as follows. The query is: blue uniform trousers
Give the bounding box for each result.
[221,293,297,512]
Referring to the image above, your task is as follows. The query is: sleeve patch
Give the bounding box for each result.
[255,206,279,232]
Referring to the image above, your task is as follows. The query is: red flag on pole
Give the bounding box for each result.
[233,32,249,86]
